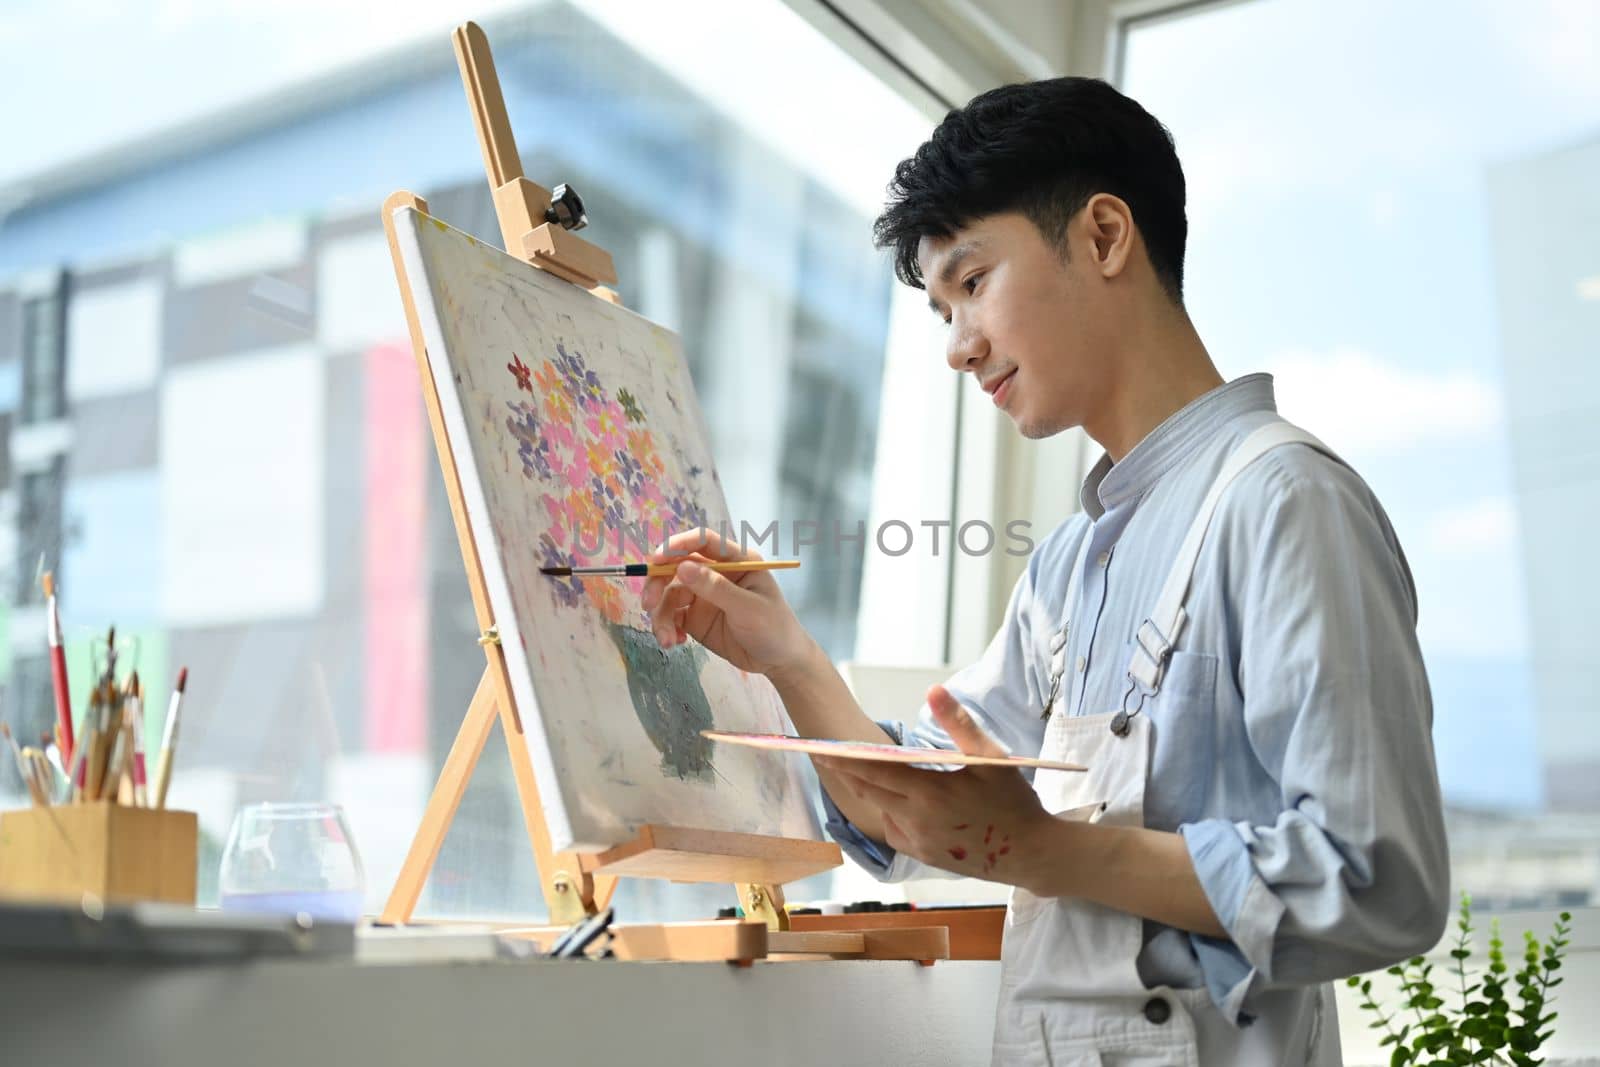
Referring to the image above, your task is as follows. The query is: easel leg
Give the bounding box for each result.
[490,653,610,923]
[380,669,499,924]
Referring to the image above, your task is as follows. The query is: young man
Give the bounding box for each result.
[641,77,1450,1065]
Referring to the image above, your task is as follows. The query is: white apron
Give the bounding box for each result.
[991,421,1345,1067]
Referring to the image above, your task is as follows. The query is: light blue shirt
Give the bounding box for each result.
[823,373,1451,1023]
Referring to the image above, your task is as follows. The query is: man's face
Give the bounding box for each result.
[919,212,1107,440]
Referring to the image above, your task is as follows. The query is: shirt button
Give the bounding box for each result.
[1142,997,1171,1025]
[1075,656,1086,673]
[1096,551,1110,568]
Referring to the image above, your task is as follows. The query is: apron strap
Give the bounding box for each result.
[1047,533,1099,708]
[1126,420,1338,695]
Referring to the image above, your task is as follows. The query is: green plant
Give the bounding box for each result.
[1347,894,1572,1066]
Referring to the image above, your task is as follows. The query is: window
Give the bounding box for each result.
[0,1,937,920]
[19,283,65,426]
[1120,0,1600,909]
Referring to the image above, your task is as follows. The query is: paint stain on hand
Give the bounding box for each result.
[947,846,968,861]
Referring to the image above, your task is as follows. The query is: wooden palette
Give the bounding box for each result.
[701,731,1086,773]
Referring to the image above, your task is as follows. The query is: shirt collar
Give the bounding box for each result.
[1079,373,1278,519]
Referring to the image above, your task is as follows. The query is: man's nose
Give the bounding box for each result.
[945,317,989,372]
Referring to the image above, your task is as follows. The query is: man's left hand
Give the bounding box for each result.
[819,685,1052,885]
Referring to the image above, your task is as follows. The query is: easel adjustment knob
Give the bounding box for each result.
[545,184,588,231]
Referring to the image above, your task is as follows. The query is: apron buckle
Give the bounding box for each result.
[1112,678,1150,737]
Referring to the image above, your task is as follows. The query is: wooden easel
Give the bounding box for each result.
[377,23,947,965]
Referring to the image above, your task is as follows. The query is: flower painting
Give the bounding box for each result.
[394,208,817,853]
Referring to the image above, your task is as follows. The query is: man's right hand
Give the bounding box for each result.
[644,527,901,843]
[641,527,817,680]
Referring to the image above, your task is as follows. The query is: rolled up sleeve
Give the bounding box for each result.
[1181,461,1452,1021]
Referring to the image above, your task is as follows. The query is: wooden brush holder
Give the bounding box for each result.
[0,803,198,906]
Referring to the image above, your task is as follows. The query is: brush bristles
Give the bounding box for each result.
[41,571,54,598]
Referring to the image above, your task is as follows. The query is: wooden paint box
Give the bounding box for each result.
[0,804,198,906]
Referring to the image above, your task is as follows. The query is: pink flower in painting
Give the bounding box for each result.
[541,492,572,542]
[559,457,588,493]
[499,344,694,626]
[542,416,577,457]
[584,398,629,453]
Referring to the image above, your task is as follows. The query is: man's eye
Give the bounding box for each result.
[963,273,984,295]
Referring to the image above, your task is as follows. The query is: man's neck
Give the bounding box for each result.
[1087,310,1223,463]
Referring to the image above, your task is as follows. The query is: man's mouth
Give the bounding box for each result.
[984,368,1017,407]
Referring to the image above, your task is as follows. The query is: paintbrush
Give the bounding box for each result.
[64,699,92,801]
[152,667,187,810]
[41,730,65,781]
[1,722,29,784]
[29,749,53,807]
[40,572,74,765]
[540,559,800,578]
[88,683,116,801]
[123,672,147,806]
[19,746,48,806]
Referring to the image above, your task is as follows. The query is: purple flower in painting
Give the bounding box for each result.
[666,489,704,529]
[554,343,604,412]
[591,475,625,529]
[614,449,645,498]
[539,533,585,608]
[505,401,554,480]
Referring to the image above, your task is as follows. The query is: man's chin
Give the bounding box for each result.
[1013,410,1074,441]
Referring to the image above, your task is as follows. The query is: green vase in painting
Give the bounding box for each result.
[604,621,716,781]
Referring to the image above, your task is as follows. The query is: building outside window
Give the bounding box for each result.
[0,1,936,921]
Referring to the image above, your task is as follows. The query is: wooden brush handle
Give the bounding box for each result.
[153,748,175,810]
[647,559,800,577]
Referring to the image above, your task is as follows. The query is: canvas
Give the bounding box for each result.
[392,207,820,852]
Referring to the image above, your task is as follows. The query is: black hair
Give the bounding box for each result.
[873,77,1187,303]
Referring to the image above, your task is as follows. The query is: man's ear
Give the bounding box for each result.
[1081,193,1135,280]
